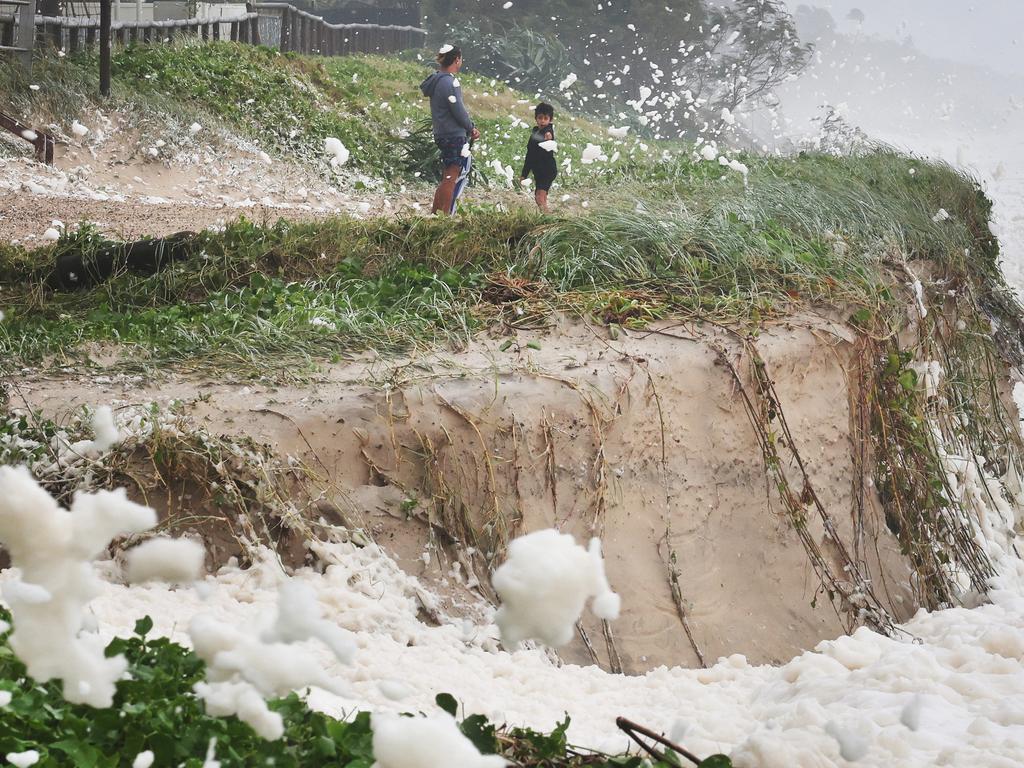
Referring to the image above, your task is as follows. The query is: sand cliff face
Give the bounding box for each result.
[19,312,940,672]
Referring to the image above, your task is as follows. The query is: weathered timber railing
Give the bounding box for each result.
[35,9,260,54]
[13,2,425,96]
[255,3,425,56]
[0,0,34,68]
[28,3,424,57]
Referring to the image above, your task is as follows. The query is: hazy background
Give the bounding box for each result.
[781,1,1021,75]
[772,1,1024,287]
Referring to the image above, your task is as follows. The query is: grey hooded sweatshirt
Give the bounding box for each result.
[420,71,475,139]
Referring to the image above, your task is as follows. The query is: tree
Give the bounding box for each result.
[686,0,813,113]
[423,0,810,139]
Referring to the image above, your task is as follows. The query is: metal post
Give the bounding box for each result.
[99,0,111,97]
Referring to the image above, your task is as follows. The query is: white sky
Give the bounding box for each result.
[786,1,1023,76]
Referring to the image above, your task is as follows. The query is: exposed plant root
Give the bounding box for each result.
[713,337,896,634]
[663,527,707,668]
[601,620,623,675]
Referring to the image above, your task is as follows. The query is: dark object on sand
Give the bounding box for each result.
[0,111,55,164]
[46,231,198,291]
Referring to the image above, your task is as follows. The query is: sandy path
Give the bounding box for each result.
[0,192,337,242]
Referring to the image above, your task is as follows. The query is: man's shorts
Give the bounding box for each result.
[436,136,467,167]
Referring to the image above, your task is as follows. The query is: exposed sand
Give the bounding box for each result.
[0,114,528,243]
[13,312,918,673]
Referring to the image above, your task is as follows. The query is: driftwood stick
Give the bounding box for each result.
[615,717,702,766]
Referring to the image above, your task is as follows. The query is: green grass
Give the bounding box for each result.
[0,148,1004,377]
[0,42,655,186]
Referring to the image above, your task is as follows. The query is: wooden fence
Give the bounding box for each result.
[2,2,425,58]
[34,9,261,54]
[0,1,425,97]
[0,0,34,68]
[255,3,425,56]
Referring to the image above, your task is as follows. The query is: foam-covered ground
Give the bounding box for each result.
[75,537,1024,767]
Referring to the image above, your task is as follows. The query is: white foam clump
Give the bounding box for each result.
[21,129,38,142]
[125,537,205,584]
[132,751,155,768]
[0,466,156,707]
[720,107,736,125]
[1013,382,1024,438]
[190,579,353,739]
[900,694,924,731]
[718,155,749,183]
[909,360,943,399]
[65,405,122,457]
[324,137,349,167]
[371,712,506,768]
[377,679,411,701]
[6,750,40,767]
[438,44,454,54]
[824,720,871,762]
[71,120,89,138]
[489,160,514,185]
[607,126,630,139]
[41,227,61,241]
[189,122,202,135]
[912,279,928,318]
[558,72,578,91]
[933,208,951,223]
[539,140,558,152]
[580,143,607,165]
[262,580,357,663]
[91,405,121,452]
[700,144,718,162]
[492,529,620,647]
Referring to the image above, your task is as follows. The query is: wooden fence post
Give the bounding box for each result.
[12,0,34,69]
[246,3,260,45]
[99,0,111,96]
[280,8,288,51]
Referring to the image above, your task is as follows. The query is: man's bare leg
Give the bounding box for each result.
[534,189,549,213]
[432,165,460,215]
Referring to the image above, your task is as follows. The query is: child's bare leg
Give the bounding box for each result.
[534,189,549,212]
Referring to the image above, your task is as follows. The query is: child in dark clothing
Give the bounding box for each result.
[520,103,557,212]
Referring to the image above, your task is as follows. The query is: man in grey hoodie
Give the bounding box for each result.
[420,45,480,215]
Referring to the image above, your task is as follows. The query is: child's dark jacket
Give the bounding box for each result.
[521,124,558,182]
